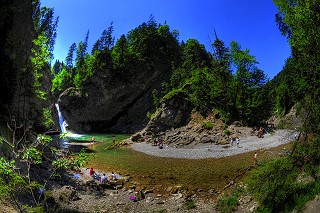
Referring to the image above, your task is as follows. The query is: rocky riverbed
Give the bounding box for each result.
[53,168,220,213]
[48,129,296,213]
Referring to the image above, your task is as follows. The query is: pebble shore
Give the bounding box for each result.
[131,130,296,159]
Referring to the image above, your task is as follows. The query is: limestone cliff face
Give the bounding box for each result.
[144,91,194,134]
[59,68,168,133]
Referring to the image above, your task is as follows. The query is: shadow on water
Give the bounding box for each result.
[50,134,96,154]
[67,144,96,153]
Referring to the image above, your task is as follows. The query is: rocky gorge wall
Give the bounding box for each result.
[58,68,168,133]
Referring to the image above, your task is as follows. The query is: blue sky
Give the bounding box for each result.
[41,0,291,79]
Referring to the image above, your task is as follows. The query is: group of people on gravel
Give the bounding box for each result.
[89,167,117,184]
[153,137,163,149]
[230,136,240,148]
[252,126,266,138]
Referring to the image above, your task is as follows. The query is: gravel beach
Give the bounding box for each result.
[131,129,296,159]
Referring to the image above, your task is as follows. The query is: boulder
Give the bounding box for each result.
[145,91,193,134]
[53,186,79,204]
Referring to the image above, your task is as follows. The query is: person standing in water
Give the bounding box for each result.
[91,136,95,144]
[253,152,257,165]
[236,137,240,148]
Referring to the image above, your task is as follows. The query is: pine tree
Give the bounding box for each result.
[65,42,76,68]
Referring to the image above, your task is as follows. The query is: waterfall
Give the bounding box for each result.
[55,103,83,138]
[55,103,68,134]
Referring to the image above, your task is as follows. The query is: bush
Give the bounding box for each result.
[218,195,237,213]
[246,157,299,212]
[147,111,155,119]
[224,129,231,135]
[203,122,213,130]
[217,186,244,213]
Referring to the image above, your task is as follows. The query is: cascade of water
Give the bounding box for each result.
[55,103,68,134]
[55,103,83,138]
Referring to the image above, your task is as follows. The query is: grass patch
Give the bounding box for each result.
[203,121,214,130]
[217,185,245,213]
[183,199,196,210]
[294,179,320,212]
[224,129,231,136]
[217,195,238,213]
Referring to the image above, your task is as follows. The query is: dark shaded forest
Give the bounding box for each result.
[1,0,320,212]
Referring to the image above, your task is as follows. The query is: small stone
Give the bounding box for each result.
[173,193,183,199]
[156,200,165,204]
[116,202,125,205]
[239,195,252,205]
[249,205,257,212]
[144,189,153,194]
[115,185,123,190]
[145,197,154,203]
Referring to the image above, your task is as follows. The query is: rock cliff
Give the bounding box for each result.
[59,68,169,133]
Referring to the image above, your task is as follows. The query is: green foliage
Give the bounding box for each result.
[245,112,320,213]
[203,121,213,130]
[214,108,232,124]
[112,34,129,69]
[217,186,244,213]
[182,39,210,70]
[189,68,215,113]
[37,134,52,146]
[162,88,185,102]
[23,148,43,165]
[31,32,52,100]
[224,129,231,136]
[295,179,320,212]
[51,67,72,92]
[42,108,54,129]
[246,157,295,211]
[72,148,90,170]
[65,43,77,68]
[0,158,26,198]
[125,17,181,80]
[22,205,45,213]
[152,89,161,108]
[230,41,267,123]
[92,21,115,54]
[147,111,155,119]
[273,0,320,132]
[74,54,95,88]
[52,158,70,171]
[183,199,196,210]
[217,195,238,213]
[290,138,320,178]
